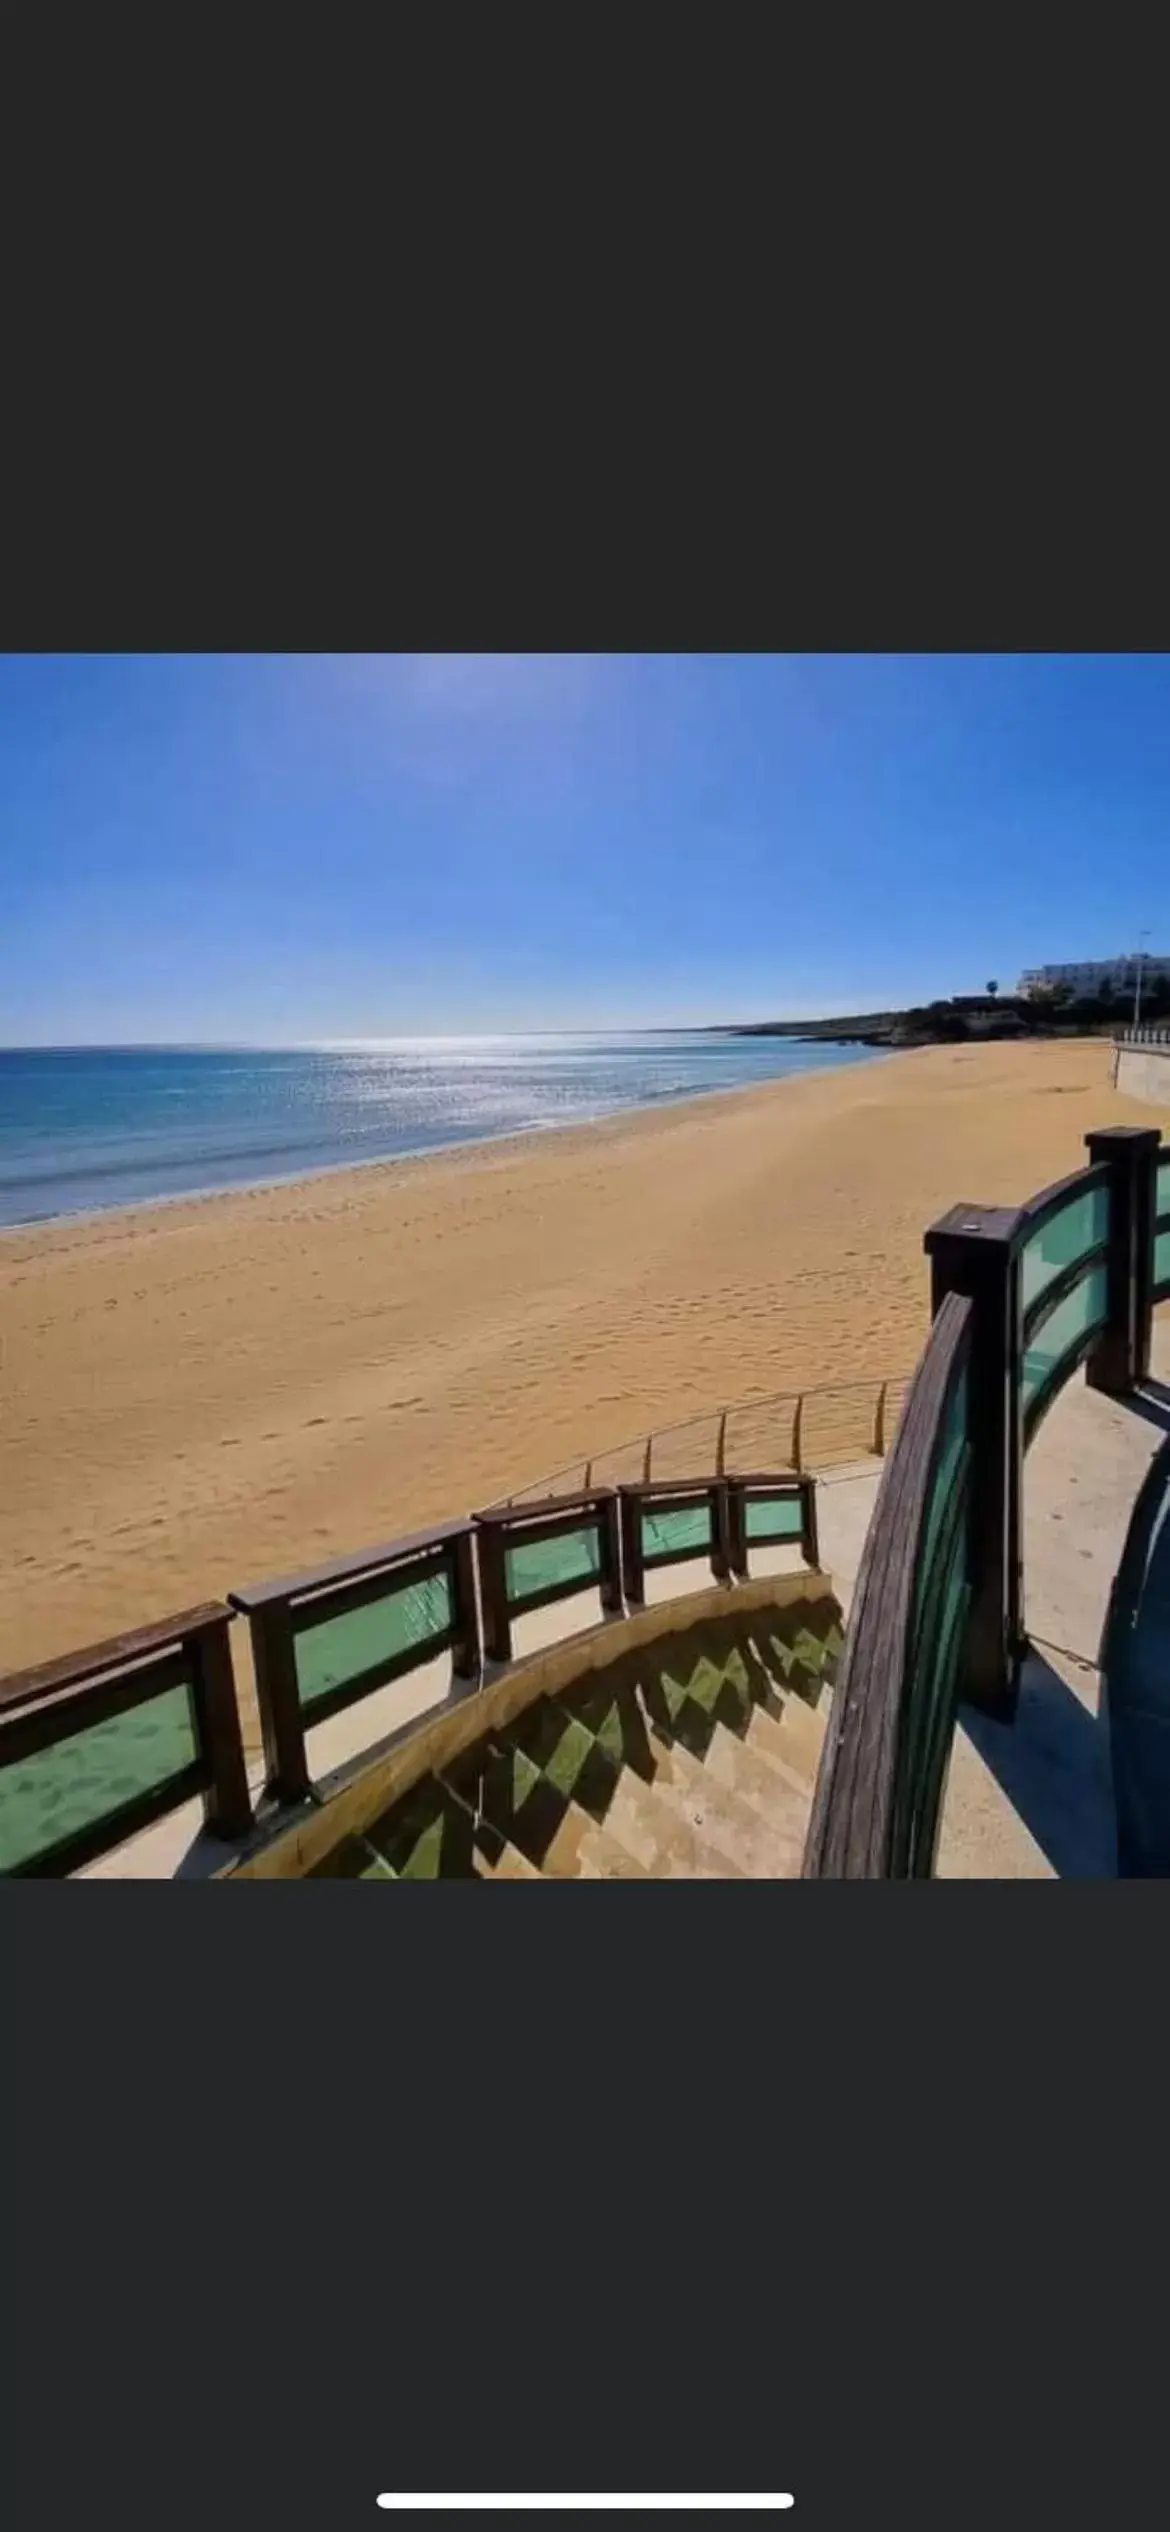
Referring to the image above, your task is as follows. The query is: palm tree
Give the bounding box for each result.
[986,978,999,999]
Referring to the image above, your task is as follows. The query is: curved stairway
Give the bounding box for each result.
[308,1589,842,1881]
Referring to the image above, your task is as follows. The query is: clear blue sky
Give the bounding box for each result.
[2,653,1167,1042]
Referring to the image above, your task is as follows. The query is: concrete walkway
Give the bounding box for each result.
[938,1314,1170,1876]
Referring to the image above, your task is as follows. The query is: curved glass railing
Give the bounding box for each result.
[1156,1155,1170,1302]
[803,1291,974,1879]
[806,1126,1168,1878]
[1016,1165,1113,1444]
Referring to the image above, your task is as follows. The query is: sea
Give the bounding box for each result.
[0,1035,879,1230]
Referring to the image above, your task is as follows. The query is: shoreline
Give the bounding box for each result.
[5,1036,1166,1685]
[0,1045,889,1247]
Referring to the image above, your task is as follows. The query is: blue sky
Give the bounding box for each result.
[1,652,1167,1041]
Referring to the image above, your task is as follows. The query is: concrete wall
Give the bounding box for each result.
[1115,1042,1170,1106]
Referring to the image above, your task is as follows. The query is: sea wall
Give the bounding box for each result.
[1115,1041,1170,1105]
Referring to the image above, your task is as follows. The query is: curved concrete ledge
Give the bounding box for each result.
[226,1568,842,1880]
[1115,1041,1170,1106]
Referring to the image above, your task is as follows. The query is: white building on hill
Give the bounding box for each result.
[1018,954,1170,996]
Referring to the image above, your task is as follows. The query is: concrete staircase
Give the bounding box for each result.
[309,1600,840,1881]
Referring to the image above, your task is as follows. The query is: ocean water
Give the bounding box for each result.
[0,1036,878,1230]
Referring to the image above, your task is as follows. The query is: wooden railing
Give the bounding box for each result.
[495,1372,912,1505]
[0,1470,817,1871]
[0,1605,251,1876]
[803,1294,973,1878]
[229,1521,481,1808]
[804,1124,1168,1877]
[472,1490,624,1667]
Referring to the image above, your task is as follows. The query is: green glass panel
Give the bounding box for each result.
[294,1569,452,1709]
[1155,1226,1170,1291]
[934,1525,970,1695]
[914,1363,969,1629]
[504,1526,600,1606]
[1157,1154,1170,1214]
[909,1520,967,1741]
[1020,1183,1110,1313]
[0,1683,197,1875]
[641,1503,711,1559]
[1021,1262,1109,1411]
[902,1459,968,1803]
[895,1477,971,1868]
[908,1551,972,1874]
[743,1495,802,1541]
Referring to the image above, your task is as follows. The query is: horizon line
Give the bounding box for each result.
[0,1024,835,1051]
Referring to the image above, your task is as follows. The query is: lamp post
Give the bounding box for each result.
[1133,928,1150,1030]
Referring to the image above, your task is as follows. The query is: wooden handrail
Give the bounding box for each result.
[230,1517,478,1614]
[0,1602,232,1711]
[802,1292,973,1879]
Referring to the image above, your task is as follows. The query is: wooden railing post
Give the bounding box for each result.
[923,1203,1022,1716]
[801,1475,820,1570]
[473,1518,512,1665]
[1084,1126,1162,1393]
[246,1601,312,1807]
[724,1480,748,1578]
[449,1526,482,1682]
[873,1379,888,1456]
[187,1613,252,1840]
[619,1490,645,1606]
[597,1492,624,1615]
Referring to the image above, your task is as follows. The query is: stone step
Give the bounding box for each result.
[638,1648,753,1756]
[304,1602,838,1878]
[747,1690,827,1787]
[551,1663,758,1876]
[433,1717,637,1878]
[504,1693,623,1821]
[584,1756,749,1878]
[364,1771,480,1878]
[531,1797,651,1880]
[700,1717,816,1859]
[737,1703,823,1800]
[308,1832,398,1880]
[462,1732,592,1871]
[437,1738,568,1877]
[637,1725,802,1878]
[558,1669,660,1784]
[473,1836,545,1881]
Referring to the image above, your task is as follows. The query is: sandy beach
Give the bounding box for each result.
[3,1036,1168,1694]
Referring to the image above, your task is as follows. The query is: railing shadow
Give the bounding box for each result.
[1099,1434,1170,1876]
[957,1651,1117,1878]
[1119,1376,1170,1438]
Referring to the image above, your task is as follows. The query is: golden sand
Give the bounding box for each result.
[3,1036,1167,1681]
